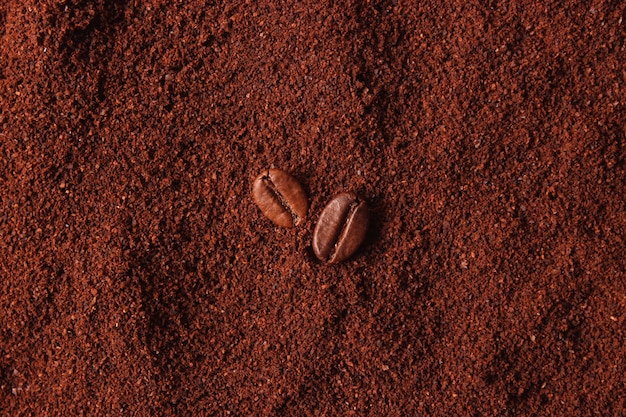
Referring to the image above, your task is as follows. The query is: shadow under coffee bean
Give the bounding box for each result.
[312,193,369,263]
[252,168,308,228]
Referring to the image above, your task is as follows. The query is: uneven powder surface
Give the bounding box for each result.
[1,1,625,415]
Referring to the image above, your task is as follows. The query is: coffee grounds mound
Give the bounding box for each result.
[1,1,624,415]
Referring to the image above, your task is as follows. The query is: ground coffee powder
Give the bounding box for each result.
[1,0,624,415]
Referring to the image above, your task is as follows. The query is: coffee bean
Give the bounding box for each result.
[312,193,369,263]
[252,169,308,228]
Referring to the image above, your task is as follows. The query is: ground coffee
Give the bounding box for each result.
[1,0,624,415]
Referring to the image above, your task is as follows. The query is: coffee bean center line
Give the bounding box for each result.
[261,174,301,224]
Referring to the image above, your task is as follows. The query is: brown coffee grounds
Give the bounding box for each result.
[1,1,625,415]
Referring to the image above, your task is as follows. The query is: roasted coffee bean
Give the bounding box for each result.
[312,193,369,263]
[252,168,308,228]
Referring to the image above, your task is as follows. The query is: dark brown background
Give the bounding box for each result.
[1,0,625,415]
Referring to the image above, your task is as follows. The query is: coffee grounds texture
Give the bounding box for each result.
[1,1,625,415]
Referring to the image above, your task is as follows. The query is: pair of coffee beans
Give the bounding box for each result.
[252,168,369,264]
